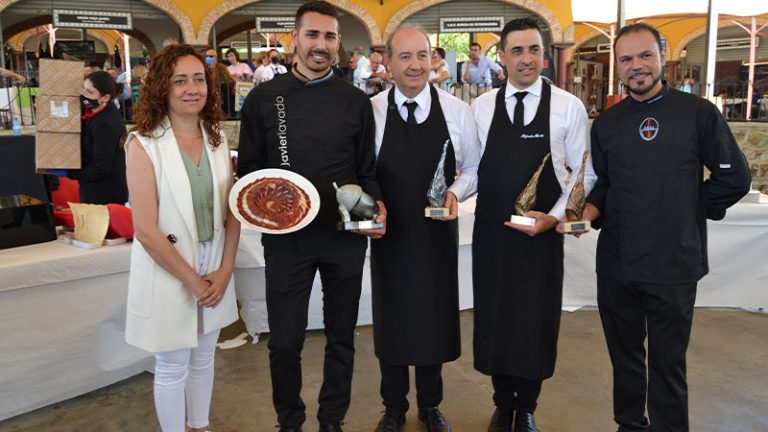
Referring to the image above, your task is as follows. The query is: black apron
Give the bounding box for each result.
[371,86,460,366]
[472,81,564,380]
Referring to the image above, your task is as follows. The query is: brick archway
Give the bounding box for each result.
[383,0,565,44]
[195,0,383,47]
[0,0,195,44]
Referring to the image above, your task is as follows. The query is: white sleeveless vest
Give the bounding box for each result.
[125,118,238,352]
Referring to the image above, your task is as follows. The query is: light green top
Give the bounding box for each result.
[180,146,214,243]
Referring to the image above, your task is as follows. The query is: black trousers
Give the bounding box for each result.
[264,233,367,427]
[491,375,543,414]
[380,362,443,416]
[597,274,697,432]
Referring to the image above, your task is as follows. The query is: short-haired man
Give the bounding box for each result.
[370,24,480,432]
[359,52,390,96]
[570,22,751,432]
[471,18,595,432]
[461,42,503,87]
[237,2,386,431]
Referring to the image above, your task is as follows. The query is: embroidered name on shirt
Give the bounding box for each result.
[521,133,545,139]
[275,96,290,167]
[639,117,659,141]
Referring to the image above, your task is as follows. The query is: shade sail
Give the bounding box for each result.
[572,0,768,23]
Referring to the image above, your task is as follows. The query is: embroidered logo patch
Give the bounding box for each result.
[639,117,659,141]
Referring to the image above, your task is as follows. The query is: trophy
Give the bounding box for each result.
[563,149,592,233]
[425,139,451,218]
[510,153,551,226]
[334,182,385,230]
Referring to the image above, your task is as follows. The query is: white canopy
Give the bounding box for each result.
[572,0,768,23]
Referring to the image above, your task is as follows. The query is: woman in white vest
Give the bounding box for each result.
[125,44,240,432]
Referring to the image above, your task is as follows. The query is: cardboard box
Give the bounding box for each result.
[36,95,81,133]
[39,59,83,97]
[36,132,81,169]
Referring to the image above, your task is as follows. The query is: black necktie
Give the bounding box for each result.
[513,91,528,128]
[404,101,418,125]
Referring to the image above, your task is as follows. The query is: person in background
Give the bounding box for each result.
[0,66,26,86]
[225,48,253,82]
[680,75,694,93]
[429,48,451,92]
[66,71,128,205]
[125,44,240,432]
[255,49,287,83]
[205,47,236,118]
[461,42,504,88]
[359,52,390,96]
[83,64,93,77]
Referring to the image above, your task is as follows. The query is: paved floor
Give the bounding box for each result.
[2,308,766,432]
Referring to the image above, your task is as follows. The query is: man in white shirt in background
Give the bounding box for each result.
[461,42,504,88]
[351,47,369,89]
[369,23,480,432]
[359,52,391,96]
[471,17,595,432]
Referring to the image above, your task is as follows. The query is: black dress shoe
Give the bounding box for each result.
[513,412,537,432]
[487,408,513,432]
[319,423,343,432]
[374,412,405,432]
[418,407,452,432]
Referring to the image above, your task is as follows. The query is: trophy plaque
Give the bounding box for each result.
[563,149,591,233]
[334,182,385,230]
[510,153,551,226]
[425,139,451,218]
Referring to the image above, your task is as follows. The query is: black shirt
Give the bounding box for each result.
[237,70,381,237]
[587,84,751,284]
[68,103,128,205]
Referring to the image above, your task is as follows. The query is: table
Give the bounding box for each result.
[2,199,766,421]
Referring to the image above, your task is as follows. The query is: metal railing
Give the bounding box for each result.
[714,79,768,122]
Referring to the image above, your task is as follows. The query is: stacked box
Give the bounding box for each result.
[36,59,83,169]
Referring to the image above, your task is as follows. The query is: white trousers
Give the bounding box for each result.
[154,241,219,432]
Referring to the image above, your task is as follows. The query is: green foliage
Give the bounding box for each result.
[429,33,471,62]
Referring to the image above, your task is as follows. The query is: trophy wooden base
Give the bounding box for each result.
[337,220,385,231]
[563,220,591,233]
[509,215,536,226]
[425,207,450,217]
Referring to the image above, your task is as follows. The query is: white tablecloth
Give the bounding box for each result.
[1,199,765,420]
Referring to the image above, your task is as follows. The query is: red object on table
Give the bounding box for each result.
[51,177,79,211]
[106,204,134,239]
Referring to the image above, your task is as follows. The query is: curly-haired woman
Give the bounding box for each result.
[125,44,240,432]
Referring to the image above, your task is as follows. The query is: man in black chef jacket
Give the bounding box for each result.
[236,2,386,432]
[369,24,481,432]
[471,18,595,432]
[564,23,751,432]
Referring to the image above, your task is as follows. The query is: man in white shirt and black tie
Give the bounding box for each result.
[369,23,481,432]
[470,17,596,432]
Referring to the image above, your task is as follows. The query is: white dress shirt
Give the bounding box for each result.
[461,56,501,86]
[359,63,388,95]
[470,77,597,220]
[371,85,481,201]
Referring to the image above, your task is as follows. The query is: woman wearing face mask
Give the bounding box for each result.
[254,49,287,84]
[67,70,128,204]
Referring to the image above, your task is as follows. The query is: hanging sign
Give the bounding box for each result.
[439,17,505,33]
[256,17,295,33]
[54,10,133,30]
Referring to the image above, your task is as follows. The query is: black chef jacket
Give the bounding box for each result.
[237,70,382,244]
[587,83,751,284]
